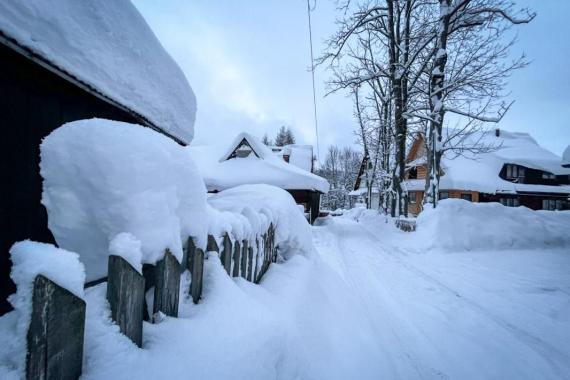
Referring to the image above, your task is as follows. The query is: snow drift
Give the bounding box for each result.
[416,199,570,251]
[40,119,209,281]
[0,0,196,143]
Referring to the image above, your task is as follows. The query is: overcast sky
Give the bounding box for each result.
[132,0,569,158]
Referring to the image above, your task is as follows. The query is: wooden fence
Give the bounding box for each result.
[22,224,278,379]
[394,218,417,232]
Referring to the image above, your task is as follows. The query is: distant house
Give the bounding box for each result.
[189,133,329,223]
[0,0,196,314]
[404,129,570,215]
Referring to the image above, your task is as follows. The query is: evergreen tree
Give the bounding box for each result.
[261,133,272,146]
[274,126,296,146]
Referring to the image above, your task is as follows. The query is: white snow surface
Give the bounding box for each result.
[40,119,209,281]
[108,233,143,274]
[405,129,570,194]
[207,185,313,257]
[275,145,314,172]
[2,203,570,379]
[416,199,570,251]
[0,241,85,379]
[189,133,329,193]
[563,144,570,164]
[0,0,196,143]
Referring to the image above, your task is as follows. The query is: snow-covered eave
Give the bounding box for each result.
[206,183,326,194]
[0,30,188,146]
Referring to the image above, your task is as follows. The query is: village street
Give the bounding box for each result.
[310,215,570,380]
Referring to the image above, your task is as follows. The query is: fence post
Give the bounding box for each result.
[153,249,181,319]
[253,238,260,283]
[186,237,197,273]
[26,275,86,380]
[241,240,248,278]
[221,234,232,275]
[247,244,254,282]
[207,234,219,253]
[107,255,145,347]
[190,247,204,304]
[232,240,241,277]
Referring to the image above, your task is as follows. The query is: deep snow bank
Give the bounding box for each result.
[207,185,313,257]
[416,199,570,251]
[40,119,209,281]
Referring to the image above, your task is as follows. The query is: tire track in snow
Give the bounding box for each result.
[360,225,570,377]
[315,220,442,380]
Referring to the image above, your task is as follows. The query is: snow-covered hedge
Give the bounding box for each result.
[416,199,570,251]
[40,119,209,281]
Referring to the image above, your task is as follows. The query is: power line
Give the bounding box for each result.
[306,0,320,163]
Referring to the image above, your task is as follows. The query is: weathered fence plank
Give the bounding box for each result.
[247,245,254,282]
[191,248,205,304]
[186,237,197,273]
[153,249,181,319]
[232,240,241,277]
[26,275,86,380]
[207,234,219,253]
[107,255,145,347]
[241,240,248,278]
[221,234,232,275]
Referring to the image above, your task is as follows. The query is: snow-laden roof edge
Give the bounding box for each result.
[0,0,196,144]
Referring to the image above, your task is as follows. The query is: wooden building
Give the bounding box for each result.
[189,133,329,224]
[0,1,196,314]
[403,130,570,216]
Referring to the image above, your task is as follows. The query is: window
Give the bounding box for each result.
[542,172,556,180]
[460,193,473,202]
[500,198,519,207]
[409,192,417,204]
[440,191,449,200]
[543,199,562,211]
[506,164,525,181]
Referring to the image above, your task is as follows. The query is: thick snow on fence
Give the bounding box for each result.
[40,119,209,281]
[207,184,313,258]
[416,199,570,251]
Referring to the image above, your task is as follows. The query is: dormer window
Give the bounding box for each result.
[506,164,525,180]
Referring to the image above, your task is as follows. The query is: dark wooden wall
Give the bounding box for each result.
[0,42,140,315]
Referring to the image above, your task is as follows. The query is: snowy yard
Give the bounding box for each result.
[68,207,569,380]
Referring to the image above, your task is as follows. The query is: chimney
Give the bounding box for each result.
[495,128,500,137]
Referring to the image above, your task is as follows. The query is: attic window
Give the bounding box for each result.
[228,139,258,159]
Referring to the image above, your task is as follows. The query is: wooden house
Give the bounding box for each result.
[404,130,570,216]
[0,0,196,314]
[189,133,329,223]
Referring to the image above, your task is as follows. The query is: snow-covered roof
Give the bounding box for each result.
[563,144,570,167]
[406,130,570,195]
[0,0,196,144]
[273,145,314,172]
[189,134,329,193]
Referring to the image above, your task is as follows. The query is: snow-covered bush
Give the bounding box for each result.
[416,199,570,251]
[40,119,209,281]
[207,184,313,258]
[0,241,85,378]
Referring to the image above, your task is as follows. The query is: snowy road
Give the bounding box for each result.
[312,215,570,380]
